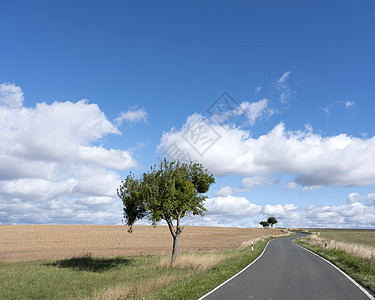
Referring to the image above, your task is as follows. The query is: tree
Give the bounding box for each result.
[117,158,215,264]
[260,221,269,228]
[267,217,278,227]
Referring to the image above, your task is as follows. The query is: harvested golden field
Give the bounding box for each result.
[0,225,285,262]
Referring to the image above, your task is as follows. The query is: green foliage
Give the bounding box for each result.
[117,158,215,232]
[260,221,269,227]
[118,158,215,263]
[267,217,278,227]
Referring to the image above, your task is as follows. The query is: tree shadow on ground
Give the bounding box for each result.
[45,253,132,272]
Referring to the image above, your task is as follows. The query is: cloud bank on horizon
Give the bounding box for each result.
[0,83,137,224]
[1,80,374,228]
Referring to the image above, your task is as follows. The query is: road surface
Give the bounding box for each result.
[201,234,372,300]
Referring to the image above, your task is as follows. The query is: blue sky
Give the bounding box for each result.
[1,0,375,228]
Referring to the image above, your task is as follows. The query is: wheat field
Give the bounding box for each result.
[0,225,285,262]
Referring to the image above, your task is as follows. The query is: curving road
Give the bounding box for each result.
[200,234,373,300]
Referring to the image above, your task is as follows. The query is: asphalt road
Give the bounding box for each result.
[201,234,372,300]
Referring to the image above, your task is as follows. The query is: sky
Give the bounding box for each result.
[1,0,375,228]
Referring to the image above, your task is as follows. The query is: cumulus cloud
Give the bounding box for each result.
[259,192,375,228]
[347,192,361,204]
[236,99,274,126]
[215,175,275,196]
[181,195,262,227]
[159,114,375,189]
[303,201,375,228]
[115,108,148,125]
[182,192,375,228]
[0,83,137,224]
[262,203,300,221]
[205,195,262,217]
[258,201,375,228]
[0,82,24,108]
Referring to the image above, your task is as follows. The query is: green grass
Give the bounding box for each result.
[0,239,274,300]
[149,240,269,299]
[315,229,375,248]
[295,238,375,294]
[0,254,163,300]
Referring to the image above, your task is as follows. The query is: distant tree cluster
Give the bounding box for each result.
[260,217,278,228]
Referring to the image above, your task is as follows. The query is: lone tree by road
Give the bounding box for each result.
[267,217,278,227]
[260,221,269,228]
[117,158,215,265]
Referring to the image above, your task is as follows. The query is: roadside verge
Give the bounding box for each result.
[293,238,375,300]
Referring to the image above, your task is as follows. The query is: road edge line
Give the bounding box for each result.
[293,240,375,300]
[197,238,273,300]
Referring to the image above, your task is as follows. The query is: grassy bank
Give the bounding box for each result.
[316,229,375,248]
[294,237,375,295]
[0,238,273,300]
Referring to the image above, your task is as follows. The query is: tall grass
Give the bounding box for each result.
[305,233,375,260]
[316,229,375,248]
[89,274,185,300]
[158,253,226,271]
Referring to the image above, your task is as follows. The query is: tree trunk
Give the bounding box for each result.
[171,231,180,265]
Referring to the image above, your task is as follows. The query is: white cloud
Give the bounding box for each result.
[185,192,375,228]
[347,192,361,204]
[0,83,137,225]
[214,185,234,197]
[115,108,148,125]
[261,195,375,228]
[205,195,262,217]
[0,83,24,108]
[300,185,323,194]
[275,71,293,103]
[321,100,356,115]
[237,99,274,125]
[183,195,262,227]
[262,203,300,220]
[78,146,136,170]
[345,101,355,108]
[277,71,291,83]
[259,193,375,228]
[159,114,375,188]
[214,175,275,196]
[303,201,375,228]
[285,182,297,190]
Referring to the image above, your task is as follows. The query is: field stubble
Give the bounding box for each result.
[0,225,284,262]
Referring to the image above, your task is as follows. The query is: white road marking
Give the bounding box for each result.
[293,239,375,300]
[198,239,274,300]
